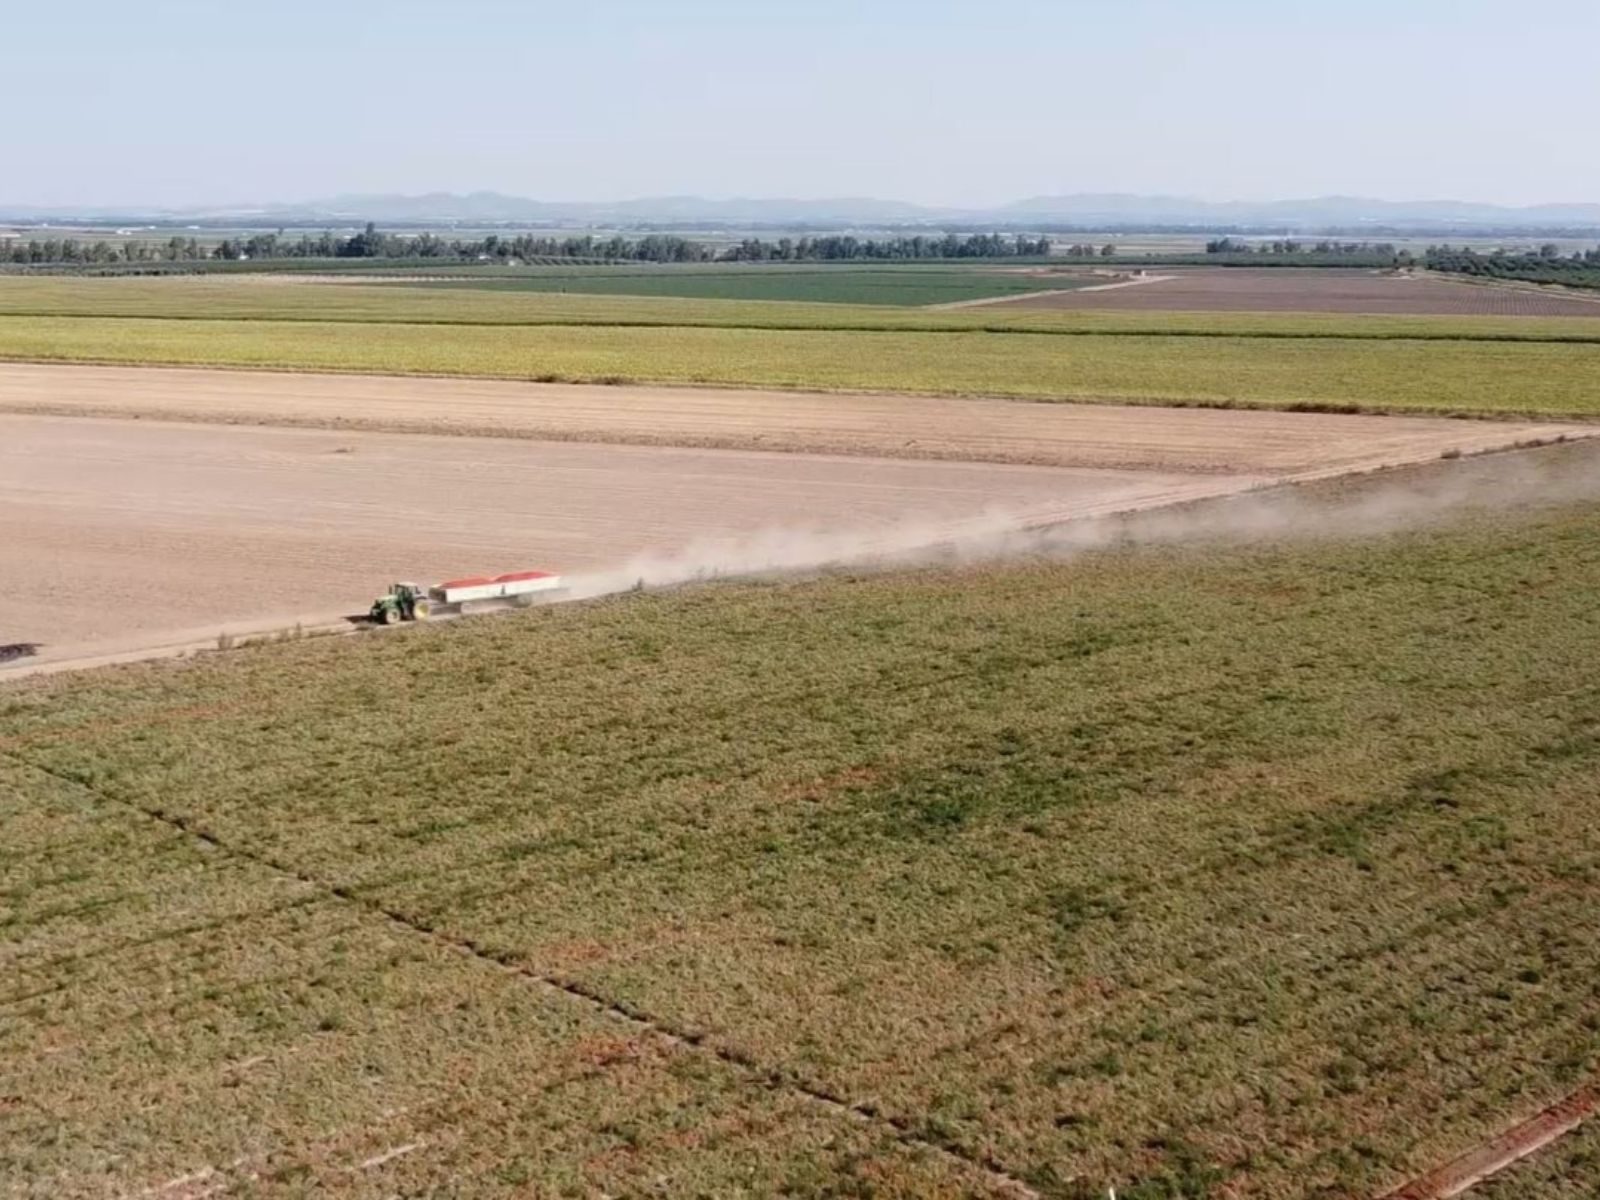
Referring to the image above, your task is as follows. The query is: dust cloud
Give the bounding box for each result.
[564,443,1600,601]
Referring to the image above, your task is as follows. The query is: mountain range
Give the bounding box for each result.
[7,192,1600,229]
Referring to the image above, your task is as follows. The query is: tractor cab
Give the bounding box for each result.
[369,581,432,625]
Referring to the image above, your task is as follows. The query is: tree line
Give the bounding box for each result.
[1424,245,1600,289]
[3,225,1052,266]
[1205,237,1401,256]
[717,233,1051,261]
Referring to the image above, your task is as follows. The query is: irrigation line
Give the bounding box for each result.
[1375,1083,1599,1198]
[6,751,1041,1199]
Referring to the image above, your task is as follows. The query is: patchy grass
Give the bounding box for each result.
[5,450,1600,1196]
[1,314,1599,418]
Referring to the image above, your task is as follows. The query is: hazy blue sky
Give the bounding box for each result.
[7,0,1597,208]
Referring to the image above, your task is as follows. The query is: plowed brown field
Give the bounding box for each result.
[994,267,1600,316]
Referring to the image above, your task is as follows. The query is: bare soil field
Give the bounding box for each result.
[0,363,1587,475]
[995,267,1600,316]
[0,414,1235,668]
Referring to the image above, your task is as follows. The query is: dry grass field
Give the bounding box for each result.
[5,445,1600,1197]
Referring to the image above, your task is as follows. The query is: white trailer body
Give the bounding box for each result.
[429,571,564,605]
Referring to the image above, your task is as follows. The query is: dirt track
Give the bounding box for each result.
[991,268,1600,316]
[2,364,1592,675]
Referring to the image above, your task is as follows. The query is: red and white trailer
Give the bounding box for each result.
[429,570,565,606]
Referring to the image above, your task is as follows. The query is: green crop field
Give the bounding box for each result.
[409,264,1085,306]
[5,449,1600,1197]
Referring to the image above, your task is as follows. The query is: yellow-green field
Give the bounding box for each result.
[3,314,1600,418]
[5,450,1600,1197]
[2,276,1599,418]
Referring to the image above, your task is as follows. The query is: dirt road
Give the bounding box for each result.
[0,362,1584,475]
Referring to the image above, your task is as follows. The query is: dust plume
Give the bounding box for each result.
[564,443,1600,601]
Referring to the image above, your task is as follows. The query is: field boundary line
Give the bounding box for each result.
[1374,1083,1599,1199]
[3,309,1599,343]
[923,287,1087,311]
[3,750,1041,1199]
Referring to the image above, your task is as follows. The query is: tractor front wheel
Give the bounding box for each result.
[380,605,401,626]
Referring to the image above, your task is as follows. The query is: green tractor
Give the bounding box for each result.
[369,582,432,626]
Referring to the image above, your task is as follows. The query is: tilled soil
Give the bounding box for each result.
[990,267,1600,316]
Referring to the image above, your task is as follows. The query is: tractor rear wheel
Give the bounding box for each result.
[412,598,432,621]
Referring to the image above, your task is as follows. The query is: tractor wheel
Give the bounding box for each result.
[512,593,536,608]
[380,605,401,626]
[412,598,432,621]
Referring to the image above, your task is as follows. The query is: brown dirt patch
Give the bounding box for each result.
[992,268,1600,317]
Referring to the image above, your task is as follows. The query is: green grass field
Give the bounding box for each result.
[5,451,1600,1197]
